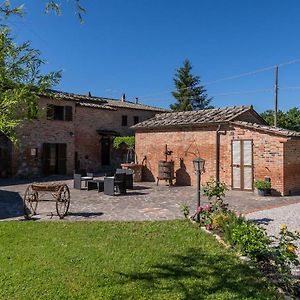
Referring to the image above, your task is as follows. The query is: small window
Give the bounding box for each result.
[54,106,64,121]
[47,105,72,121]
[133,116,139,125]
[122,115,128,126]
[65,106,73,121]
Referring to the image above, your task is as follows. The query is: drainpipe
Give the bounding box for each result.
[216,125,221,182]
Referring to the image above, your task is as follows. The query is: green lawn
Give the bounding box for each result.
[0,220,278,300]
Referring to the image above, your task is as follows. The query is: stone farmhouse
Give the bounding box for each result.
[133,105,300,196]
[0,90,166,178]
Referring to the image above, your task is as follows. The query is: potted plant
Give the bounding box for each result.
[254,180,271,196]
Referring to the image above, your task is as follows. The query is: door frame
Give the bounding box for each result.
[231,139,254,191]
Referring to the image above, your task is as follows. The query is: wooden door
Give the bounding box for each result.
[42,143,67,175]
[232,140,253,190]
[101,137,110,166]
[57,144,67,174]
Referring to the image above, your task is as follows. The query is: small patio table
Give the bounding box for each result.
[87,179,104,192]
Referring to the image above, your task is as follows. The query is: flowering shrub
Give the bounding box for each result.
[181,177,300,295]
[202,178,228,201]
[269,224,300,290]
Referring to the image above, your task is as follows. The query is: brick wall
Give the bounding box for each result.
[284,140,300,195]
[74,106,160,171]
[135,124,292,195]
[13,97,76,177]
[224,125,286,195]
[11,97,161,176]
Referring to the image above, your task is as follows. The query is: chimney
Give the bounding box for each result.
[121,93,126,102]
[135,97,139,104]
[88,91,92,97]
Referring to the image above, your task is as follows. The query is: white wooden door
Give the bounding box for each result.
[232,140,253,190]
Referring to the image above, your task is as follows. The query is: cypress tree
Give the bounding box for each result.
[170,59,213,111]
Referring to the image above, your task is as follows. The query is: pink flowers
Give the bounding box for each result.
[206,224,212,230]
[205,204,211,212]
[197,206,203,213]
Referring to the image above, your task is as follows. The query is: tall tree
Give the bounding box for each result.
[0,26,61,142]
[170,59,213,111]
[0,0,84,142]
[261,107,300,132]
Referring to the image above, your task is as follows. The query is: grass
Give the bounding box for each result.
[0,220,278,300]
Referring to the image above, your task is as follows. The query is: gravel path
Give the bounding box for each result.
[246,202,300,277]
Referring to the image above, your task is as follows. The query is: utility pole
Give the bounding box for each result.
[274,65,279,127]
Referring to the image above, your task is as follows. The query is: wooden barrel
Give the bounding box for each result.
[158,161,174,180]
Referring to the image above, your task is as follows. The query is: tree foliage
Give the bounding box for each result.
[170,59,213,111]
[0,0,84,142]
[0,27,61,142]
[261,108,300,132]
[113,136,135,150]
[0,1,85,23]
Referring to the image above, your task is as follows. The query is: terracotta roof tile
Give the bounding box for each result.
[103,99,168,112]
[44,90,166,112]
[232,121,300,138]
[132,106,252,129]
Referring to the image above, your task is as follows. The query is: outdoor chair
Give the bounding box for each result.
[73,170,94,190]
[104,173,126,196]
[115,168,133,189]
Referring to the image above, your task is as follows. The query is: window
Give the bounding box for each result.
[47,105,73,121]
[122,115,128,126]
[133,116,139,125]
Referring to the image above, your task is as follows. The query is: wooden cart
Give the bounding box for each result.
[23,183,70,219]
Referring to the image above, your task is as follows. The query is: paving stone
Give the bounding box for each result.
[0,177,299,221]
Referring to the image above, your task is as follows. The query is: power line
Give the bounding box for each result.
[140,85,300,103]
[139,58,300,101]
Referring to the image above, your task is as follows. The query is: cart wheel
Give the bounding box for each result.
[23,185,38,218]
[56,185,70,219]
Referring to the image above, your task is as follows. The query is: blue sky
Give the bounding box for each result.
[6,0,300,112]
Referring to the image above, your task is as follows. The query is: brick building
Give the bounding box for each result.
[133,106,300,196]
[0,90,166,178]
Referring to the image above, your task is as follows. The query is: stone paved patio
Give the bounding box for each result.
[0,176,300,221]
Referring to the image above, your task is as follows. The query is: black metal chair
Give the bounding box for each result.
[73,170,94,190]
[115,169,133,189]
[104,173,126,196]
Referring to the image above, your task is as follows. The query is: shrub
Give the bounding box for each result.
[230,221,270,260]
[254,180,271,190]
[113,136,135,149]
[180,203,190,219]
[269,225,300,290]
[202,178,228,201]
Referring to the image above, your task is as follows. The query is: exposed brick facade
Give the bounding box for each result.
[135,121,300,196]
[7,96,163,177]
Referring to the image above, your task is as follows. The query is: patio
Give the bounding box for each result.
[1,176,300,221]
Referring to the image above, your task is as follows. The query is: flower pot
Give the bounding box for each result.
[257,189,270,196]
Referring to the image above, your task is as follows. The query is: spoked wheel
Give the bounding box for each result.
[23,185,38,219]
[56,185,70,219]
